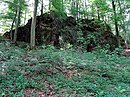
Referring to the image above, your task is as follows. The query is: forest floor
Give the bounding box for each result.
[0,40,130,97]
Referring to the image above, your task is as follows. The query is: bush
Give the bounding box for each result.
[0,36,4,41]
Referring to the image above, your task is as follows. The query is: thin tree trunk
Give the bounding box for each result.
[85,0,88,19]
[13,0,21,43]
[118,0,127,48]
[71,0,76,19]
[112,0,120,47]
[97,6,100,21]
[24,9,27,25]
[30,0,38,49]
[76,0,79,20]
[10,10,17,40]
[49,0,52,10]
[61,0,64,12]
[61,0,64,17]
[91,4,94,19]
[41,0,43,15]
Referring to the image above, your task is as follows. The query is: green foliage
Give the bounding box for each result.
[0,36,4,41]
[2,0,27,25]
[0,40,130,96]
[52,0,66,17]
[0,0,130,96]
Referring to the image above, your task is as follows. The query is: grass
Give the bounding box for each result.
[0,41,130,97]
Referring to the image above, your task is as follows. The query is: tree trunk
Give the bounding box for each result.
[76,0,79,19]
[41,0,43,15]
[85,0,88,19]
[49,0,52,10]
[118,0,127,48]
[71,0,76,19]
[10,10,17,41]
[24,9,27,25]
[60,0,64,17]
[96,5,100,21]
[91,4,95,19]
[112,0,120,47]
[30,0,38,49]
[13,0,21,43]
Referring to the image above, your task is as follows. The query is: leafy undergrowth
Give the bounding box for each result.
[0,41,130,97]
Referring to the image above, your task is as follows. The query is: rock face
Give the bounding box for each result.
[79,19,121,51]
[3,11,124,51]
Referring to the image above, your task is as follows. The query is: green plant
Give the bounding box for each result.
[0,36,4,41]
[52,0,66,17]
[0,40,130,96]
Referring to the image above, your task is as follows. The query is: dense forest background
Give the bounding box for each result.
[0,0,130,49]
[0,0,130,97]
